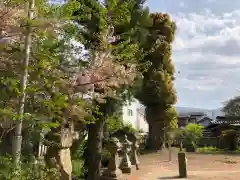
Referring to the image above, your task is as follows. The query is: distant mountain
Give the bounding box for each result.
[175,106,209,114]
[176,106,225,120]
[138,102,224,120]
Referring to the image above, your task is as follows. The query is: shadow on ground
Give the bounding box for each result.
[157,176,180,179]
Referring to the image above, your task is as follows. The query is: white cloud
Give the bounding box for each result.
[146,0,240,108]
[206,0,217,3]
[171,8,240,108]
[179,2,186,8]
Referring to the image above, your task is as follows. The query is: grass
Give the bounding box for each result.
[198,146,224,153]
[197,146,240,154]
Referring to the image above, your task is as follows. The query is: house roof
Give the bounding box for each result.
[197,117,213,123]
[216,116,240,120]
[215,116,240,124]
[206,123,240,131]
[205,117,240,129]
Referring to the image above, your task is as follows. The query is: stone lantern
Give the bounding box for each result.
[101,137,122,180]
[130,134,140,170]
[120,135,132,173]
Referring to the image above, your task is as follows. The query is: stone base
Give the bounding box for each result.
[101,168,122,180]
[121,166,132,174]
[100,176,123,180]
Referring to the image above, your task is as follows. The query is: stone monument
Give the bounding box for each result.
[120,135,132,173]
[44,127,73,180]
[101,137,123,180]
[130,134,140,170]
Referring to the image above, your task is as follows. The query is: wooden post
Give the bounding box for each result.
[178,152,187,178]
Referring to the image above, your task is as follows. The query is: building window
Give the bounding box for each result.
[128,109,133,116]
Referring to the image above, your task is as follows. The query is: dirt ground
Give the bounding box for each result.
[122,150,240,180]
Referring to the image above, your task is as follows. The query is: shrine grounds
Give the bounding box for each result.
[123,149,240,180]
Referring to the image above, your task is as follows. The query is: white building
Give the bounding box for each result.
[122,99,149,134]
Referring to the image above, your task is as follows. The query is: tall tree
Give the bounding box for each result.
[0,1,93,178]
[136,13,177,150]
[13,0,35,166]
[73,0,150,179]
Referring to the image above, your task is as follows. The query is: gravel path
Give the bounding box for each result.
[122,151,240,180]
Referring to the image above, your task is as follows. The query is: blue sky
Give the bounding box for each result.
[145,0,240,109]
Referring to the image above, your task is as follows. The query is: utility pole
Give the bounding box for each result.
[12,0,35,167]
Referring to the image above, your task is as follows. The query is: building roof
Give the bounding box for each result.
[197,117,213,123]
[216,116,240,120]
[205,116,240,129]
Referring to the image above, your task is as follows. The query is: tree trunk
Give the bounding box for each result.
[146,106,165,150]
[12,0,35,166]
[86,119,105,180]
[147,123,164,150]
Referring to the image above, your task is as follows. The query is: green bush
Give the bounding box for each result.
[235,146,240,152]
[198,146,223,153]
[0,155,60,180]
[183,123,204,148]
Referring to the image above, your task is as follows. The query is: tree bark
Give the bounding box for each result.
[147,123,164,150]
[86,119,105,180]
[145,106,165,150]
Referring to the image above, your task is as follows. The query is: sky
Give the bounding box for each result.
[145,0,240,109]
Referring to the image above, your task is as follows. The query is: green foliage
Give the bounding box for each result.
[198,146,240,153]
[0,156,60,180]
[198,146,223,153]
[106,116,139,135]
[223,96,240,116]
[72,160,85,180]
[0,0,151,178]
[136,13,177,106]
[183,123,204,148]
[106,116,124,134]
[72,140,86,160]
[0,0,90,123]
[165,106,178,129]
[72,140,86,179]
[122,122,138,134]
[0,0,95,177]
[134,13,178,149]
[166,128,182,146]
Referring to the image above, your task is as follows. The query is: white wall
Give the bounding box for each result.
[122,99,149,133]
[136,112,149,133]
[122,100,138,129]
